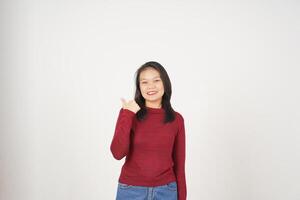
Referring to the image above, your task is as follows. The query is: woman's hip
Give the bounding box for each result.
[116,181,177,200]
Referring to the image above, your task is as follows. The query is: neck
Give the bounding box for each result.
[145,102,162,109]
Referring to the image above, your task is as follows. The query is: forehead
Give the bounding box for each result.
[139,68,161,80]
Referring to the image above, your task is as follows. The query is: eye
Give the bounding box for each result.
[155,79,160,82]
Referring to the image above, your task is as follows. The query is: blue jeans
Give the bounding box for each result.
[116,181,178,200]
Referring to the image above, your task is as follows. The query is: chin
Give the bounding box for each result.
[147,96,163,101]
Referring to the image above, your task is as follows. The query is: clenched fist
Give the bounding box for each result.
[121,98,141,114]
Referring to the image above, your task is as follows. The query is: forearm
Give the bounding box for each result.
[110,108,135,160]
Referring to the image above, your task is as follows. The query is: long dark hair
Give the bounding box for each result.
[134,61,176,123]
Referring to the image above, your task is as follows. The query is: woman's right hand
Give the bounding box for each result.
[120,98,141,114]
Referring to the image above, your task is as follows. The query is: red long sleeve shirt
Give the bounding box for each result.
[110,107,187,200]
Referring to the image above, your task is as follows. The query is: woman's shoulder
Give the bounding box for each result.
[173,109,184,123]
[172,109,185,133]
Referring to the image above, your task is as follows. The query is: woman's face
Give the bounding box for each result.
[139,68,164,108]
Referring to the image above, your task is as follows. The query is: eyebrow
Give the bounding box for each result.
[140,76,161,81]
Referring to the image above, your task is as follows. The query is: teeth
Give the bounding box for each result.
[147,91,157,95]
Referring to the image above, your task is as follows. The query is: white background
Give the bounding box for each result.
[1,1,299,200]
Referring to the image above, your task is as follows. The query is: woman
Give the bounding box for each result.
[110,61,187,200]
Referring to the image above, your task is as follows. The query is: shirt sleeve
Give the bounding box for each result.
[173,113,187,200]
[110,108,135,160]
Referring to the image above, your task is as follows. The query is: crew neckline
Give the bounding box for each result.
[145,106,165,114]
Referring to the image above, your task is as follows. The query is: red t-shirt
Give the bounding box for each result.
[110,107,187,200]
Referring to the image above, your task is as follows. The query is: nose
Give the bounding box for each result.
[147,83,156,89]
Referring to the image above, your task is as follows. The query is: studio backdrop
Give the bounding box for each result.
[1,1,299,200]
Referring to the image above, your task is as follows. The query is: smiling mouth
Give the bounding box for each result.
[147,91,157,95]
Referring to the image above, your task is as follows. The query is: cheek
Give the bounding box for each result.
[159,83,164,91]
[140,86,146,94]
[160,89,165,94]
